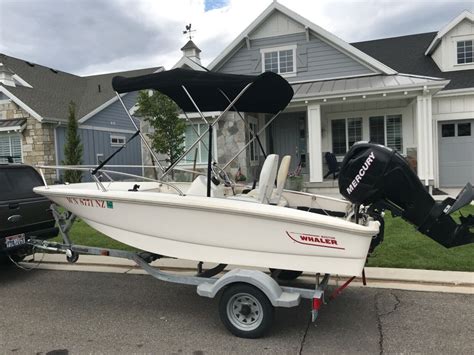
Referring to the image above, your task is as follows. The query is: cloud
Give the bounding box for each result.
[0,0,472,76]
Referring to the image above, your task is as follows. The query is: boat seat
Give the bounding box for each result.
[271,155,291,204]
[186,175,221,197]
[228,154,279,204]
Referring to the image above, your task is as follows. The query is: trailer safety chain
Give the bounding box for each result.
[9,246,45,271]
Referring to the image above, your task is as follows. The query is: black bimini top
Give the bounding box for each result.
[112,68,294,114]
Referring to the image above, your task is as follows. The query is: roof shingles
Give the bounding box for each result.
[352,32,474,91]
[0,53,160,121]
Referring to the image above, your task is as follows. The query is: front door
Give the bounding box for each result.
[269,112,307,174]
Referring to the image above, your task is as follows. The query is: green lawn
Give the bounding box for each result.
[60,205,474,272]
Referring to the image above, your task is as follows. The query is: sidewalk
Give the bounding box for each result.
[20,253,474,294]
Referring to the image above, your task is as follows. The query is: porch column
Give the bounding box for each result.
[415,93,434,186]
[307,103,323,182]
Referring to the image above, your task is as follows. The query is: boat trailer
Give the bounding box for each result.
[22,204,360,339]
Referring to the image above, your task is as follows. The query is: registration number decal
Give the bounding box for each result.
[5,233,26,249]
[286,231,345,250]
[66,197,114,209]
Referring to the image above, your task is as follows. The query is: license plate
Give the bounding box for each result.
[5,233,26,249]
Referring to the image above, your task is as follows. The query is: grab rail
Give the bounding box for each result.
[36,165,185,196]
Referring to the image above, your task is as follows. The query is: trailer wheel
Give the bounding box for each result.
[219,283,274,338]
[66,250,79,263]
[270,269,303,281]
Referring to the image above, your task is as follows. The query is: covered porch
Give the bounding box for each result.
[273,74,449,191]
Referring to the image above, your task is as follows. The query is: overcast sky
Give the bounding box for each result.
[0,0,472,76]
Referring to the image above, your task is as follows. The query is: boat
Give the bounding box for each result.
[34,68,473,277]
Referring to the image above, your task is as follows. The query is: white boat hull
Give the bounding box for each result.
[35,183,379,276]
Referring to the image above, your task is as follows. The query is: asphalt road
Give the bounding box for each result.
[0,266,473,354]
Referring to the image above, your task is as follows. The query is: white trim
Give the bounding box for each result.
[178,111,221,119]
[432,111,474,121]
[0,123,25,132]
[307,103,322,182]
[110,134,126,147]
[292,80,450,102]
[11,74,33,88]
[434,87,474,97]
[79,124,136,134]
[54,125,60,179]
[208,2,396,75]
[260,44,297,76]
[172,56,206,71]
[0,86,43,121]
[425,10,474,55]
[289,73,380,85]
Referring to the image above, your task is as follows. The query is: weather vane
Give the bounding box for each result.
[183,23,196,40]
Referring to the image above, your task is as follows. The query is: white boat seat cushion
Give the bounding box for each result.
[271,155,291,204]
[257,154,279,204]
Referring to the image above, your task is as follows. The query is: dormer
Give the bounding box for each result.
[0,62,16,87]
[425,10,474,72]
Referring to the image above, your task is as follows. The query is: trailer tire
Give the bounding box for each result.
[219,283,274,339]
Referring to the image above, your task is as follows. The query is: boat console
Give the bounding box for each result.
[338,142,474,248]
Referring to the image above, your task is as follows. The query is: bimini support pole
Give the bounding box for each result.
[218,89,267,159]
[162,82,254,179]
[222,110,283,170]
[115,92,165,175]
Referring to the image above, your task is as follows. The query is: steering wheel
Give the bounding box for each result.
[211,163,235,187]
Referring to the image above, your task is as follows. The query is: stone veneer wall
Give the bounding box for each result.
[0,101,57,182]
[216,112,248,180]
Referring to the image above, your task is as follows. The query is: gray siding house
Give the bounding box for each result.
[0,53,160,182]
[196,2,473,189]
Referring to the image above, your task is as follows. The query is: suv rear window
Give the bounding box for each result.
[0,166,45,200]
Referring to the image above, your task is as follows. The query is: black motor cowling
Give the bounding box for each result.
[339,142,474,248]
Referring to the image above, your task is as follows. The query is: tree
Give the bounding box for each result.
[136,90,186,170]
[63,101,83,183]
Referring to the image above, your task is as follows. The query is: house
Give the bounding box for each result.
[191,2,473,189]
[0,53,160,182]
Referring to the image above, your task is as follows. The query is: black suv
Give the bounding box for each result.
[0,163,58,263]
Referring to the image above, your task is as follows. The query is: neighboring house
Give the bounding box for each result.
[0,53,160,182]
[200,2,473,189]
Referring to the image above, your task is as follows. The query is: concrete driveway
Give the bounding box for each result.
[0,267,473,354]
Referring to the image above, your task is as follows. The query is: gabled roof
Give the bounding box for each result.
[208,1,396,75]
[425,10,474,55]
[352,33,474,91]
[0,53,161,122]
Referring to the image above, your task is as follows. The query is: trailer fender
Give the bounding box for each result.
[197,268,301,308]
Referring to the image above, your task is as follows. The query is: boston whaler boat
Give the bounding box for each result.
[31,69,473,338]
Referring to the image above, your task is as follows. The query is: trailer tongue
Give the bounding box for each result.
[339,142,474,248]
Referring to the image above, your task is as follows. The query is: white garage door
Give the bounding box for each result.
[438,120,474,187]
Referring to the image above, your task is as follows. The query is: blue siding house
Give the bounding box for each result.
[0,53,160,182]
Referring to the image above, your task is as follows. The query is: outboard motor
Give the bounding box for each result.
[339,142,474,248]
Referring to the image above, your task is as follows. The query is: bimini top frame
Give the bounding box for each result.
[105,68,294,197]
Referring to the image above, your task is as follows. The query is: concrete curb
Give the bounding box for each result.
[18,253,474,294]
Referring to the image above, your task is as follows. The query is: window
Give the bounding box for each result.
[110,135,126,146]
[441,123,455,137]
[457,122,471,136]
[442,122,472,137]
[369,115,403,151]
[248,121,259,164]
[183,123,210,164]
[457,40,473,64]
[261,46,296,75]
[331,117,362,155]
[0,134,22,163]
